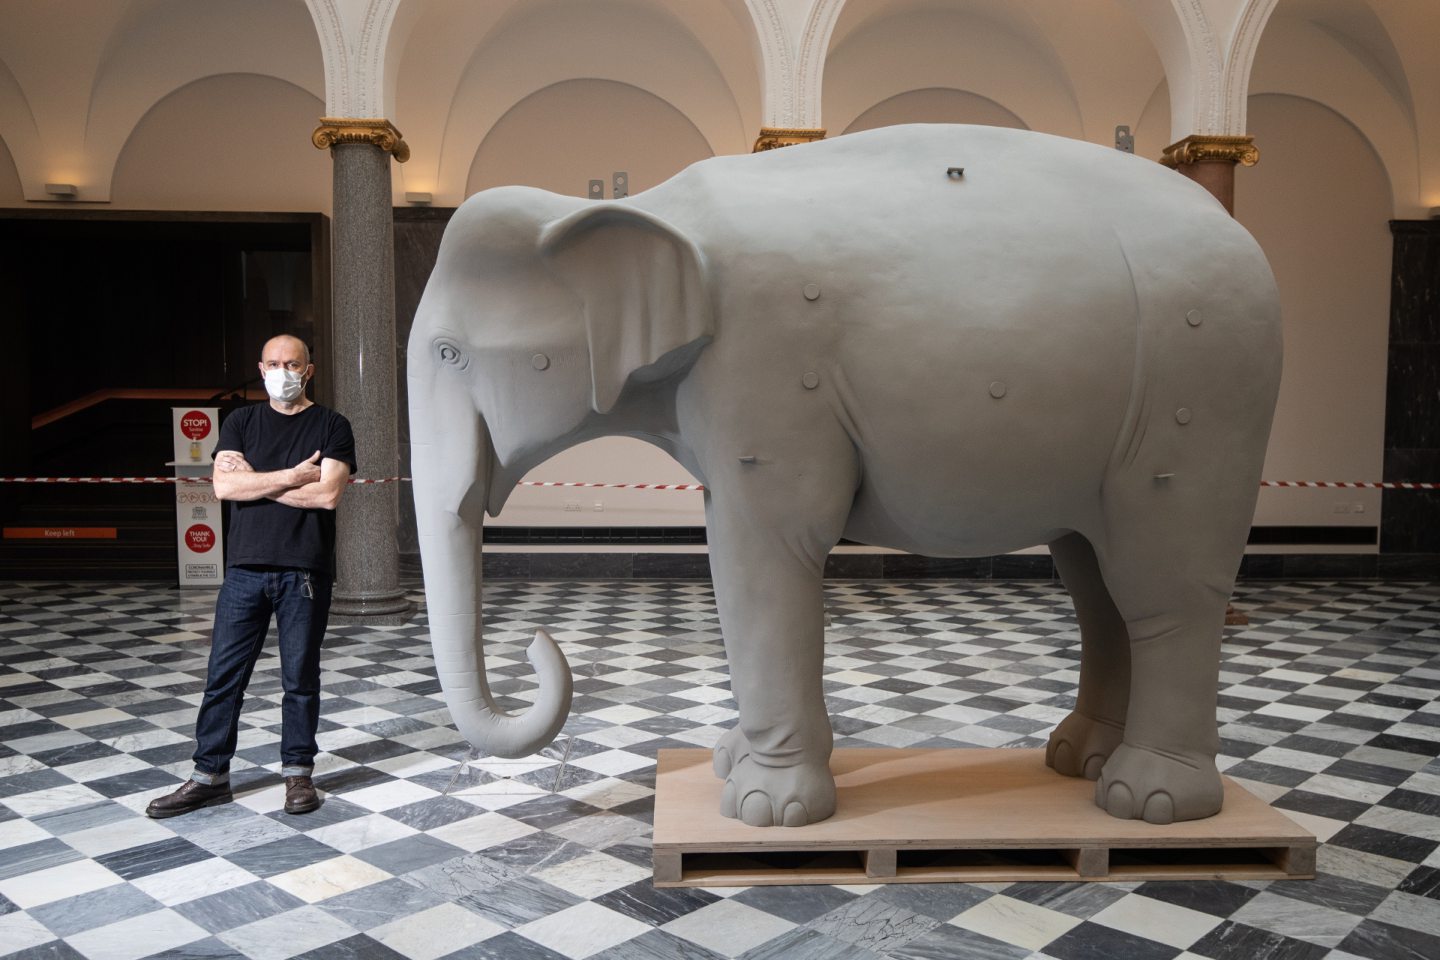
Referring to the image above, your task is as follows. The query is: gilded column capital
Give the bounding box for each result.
[312,117,410,163]
[1161,135,1258,169]
[753,127,827,152]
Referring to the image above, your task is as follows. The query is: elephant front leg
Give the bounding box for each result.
[704,485,851,827]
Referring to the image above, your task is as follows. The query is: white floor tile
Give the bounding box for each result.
[369,903,505,960]
[516,902,650,959]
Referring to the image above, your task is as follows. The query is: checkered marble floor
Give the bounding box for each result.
[1,578,1438,960]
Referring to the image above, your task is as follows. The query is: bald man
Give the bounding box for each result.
[148,335,356,818]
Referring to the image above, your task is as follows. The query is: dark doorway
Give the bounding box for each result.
[1,211,330,578]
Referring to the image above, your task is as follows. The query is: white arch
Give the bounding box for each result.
[742,0,846,130]
[1113,0,1219,140]
[78,0,322,200]
[466,79,714,198]
[107,72,328,209]
[843,88,1027,135]
[822,6,1083,140]
[745,0,796,128]
[304,0,404,117]
[418,3,747,204]
[795,0,846,130]
[0,57,44,201]
[1223,0,1282,133]
[1111,0,1285,141]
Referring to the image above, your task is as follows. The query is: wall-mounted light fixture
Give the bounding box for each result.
[44,182,78,199]
[404,191,432,206]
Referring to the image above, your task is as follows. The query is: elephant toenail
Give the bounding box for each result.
[782,802,808,827]
[740,792,775,827]
[1143,791,1175,824]
[1083,754,1105,780]
[713,747,731,778]
[720,779,738,819]
[1050,741,1072,772]
[1103,781,1134,818]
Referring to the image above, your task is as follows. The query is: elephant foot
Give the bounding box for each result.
[719,753,836,827]
[1046,711,1125,780]
[712,726,751,779]
[1094,742,1223,824]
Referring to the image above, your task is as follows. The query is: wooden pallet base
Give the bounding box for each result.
[653,748,1315,887]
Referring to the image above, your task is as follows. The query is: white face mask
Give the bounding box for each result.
[264,368,306,402]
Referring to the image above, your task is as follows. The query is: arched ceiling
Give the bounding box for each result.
[0,0,1434,213]
[393,0,759,204]
[1253,0,1434,215]
[826,0,1161,143]
[0,0,321,202]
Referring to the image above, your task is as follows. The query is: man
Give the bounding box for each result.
[147,335,356,818]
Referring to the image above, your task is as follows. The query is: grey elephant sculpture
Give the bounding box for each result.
[409,124,1281,827]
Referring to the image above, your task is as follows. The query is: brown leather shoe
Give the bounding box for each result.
[284,775,320,814]
[145,779,233,819]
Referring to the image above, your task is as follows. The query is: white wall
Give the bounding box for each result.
[490,439,706,527]
[110,74,329,212]
[844,88,1026,133]
[1238,93,1393,536]
[466,79,714,198]
[0,135,21,204]
[822,5,1082,139]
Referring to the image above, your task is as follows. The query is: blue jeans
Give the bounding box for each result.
[191,566,331,784]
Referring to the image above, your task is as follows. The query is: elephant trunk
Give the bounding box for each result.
[410,376,572,759]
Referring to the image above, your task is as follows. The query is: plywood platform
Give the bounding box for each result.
[652,748,1315,887]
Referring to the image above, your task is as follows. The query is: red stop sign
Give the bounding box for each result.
[180,410,212,440]
[185,524,216,553]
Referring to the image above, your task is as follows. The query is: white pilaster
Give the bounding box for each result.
[304,0,403,118]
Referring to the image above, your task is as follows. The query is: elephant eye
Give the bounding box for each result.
[435,340,467,369]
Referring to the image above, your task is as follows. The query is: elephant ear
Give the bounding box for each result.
[540,204,713,414]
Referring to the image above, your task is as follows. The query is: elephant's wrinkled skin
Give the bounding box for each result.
[408,124,1282,827]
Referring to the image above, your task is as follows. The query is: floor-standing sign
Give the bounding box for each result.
[170,407,224,587]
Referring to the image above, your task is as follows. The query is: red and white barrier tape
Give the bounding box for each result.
[0,476,409,485]
[517,480,706,491]
[0,477,1436,490]
[1259,481,1438,490]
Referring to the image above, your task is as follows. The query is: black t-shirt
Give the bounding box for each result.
[214,402,358,576]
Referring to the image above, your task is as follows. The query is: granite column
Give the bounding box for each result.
[313,119,414,622]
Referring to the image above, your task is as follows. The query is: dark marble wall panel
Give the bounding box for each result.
[1390,223,1440,343]
[1377,554,1440,580]
[1384,344,1440,451]
[882,555,992,579]
[823,555,884,579]
[1236,555,1285,579]
[632,554,713,579]
[1383,221,1440,555]
[1281,554,1378,580]
[530,553,634,579]
[992,555,1056,579]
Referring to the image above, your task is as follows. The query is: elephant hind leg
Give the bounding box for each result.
[1047,532,1129,780]
[1088,521,1238,823]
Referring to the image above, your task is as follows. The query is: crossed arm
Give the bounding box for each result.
[212,450,351,510]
